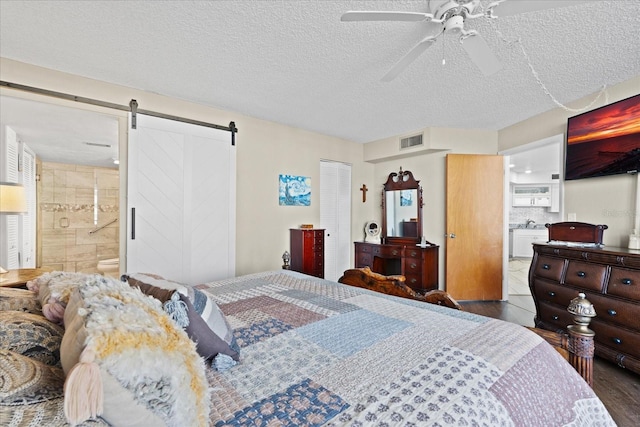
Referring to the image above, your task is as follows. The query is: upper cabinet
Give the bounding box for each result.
[512,184,552,207]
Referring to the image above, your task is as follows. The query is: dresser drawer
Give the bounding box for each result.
[357,243,372,254]
[591,319,640,358]
[587,293,640,331]
[533,256,565,282]
[607,267,640,301]
[356,253,372,267]
[377,245,402,257]
[403,257,423,274]
[537,301,574,330]
[404,274,421,289]
[405,248,422,259]
[564,260,607,292]
[313,230,324,238]
[532,279,576,307]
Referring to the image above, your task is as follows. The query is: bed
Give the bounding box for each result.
[197,269,614,426]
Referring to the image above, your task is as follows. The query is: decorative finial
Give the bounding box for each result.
[567,292,596,337]
[282,251,291,270]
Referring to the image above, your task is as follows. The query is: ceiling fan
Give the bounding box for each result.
[341,0,585,81]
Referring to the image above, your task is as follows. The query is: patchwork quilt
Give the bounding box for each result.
[198,270,615,427]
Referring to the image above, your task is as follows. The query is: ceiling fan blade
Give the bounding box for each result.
[341,11,433,22]
[490,0,588,17]
[382,35,440,82]
[461,34,503,76]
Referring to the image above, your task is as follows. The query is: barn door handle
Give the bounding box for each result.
[131,207,136,240]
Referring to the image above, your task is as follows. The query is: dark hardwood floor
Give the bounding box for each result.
[460,297,640,427]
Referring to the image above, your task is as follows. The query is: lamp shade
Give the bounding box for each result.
[0,182,28,214]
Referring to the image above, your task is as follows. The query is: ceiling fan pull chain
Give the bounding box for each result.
[487,18,609,113]
[442,34,446,65]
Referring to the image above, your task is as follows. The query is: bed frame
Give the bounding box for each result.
[338,267,595,386]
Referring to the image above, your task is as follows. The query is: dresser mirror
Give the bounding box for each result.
[382,167,423,244]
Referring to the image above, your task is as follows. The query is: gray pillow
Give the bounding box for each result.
[0,311,63,366]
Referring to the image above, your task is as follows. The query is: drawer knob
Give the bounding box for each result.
[576,271,586,278]
[608,309,617,316]
[392,250,399,256]
[410,251,417,257]
[552,315,559,321]
[613,337,622,345]
[548,291,555,297]
[410,263,417,269]
[542,264,551,270]
[409,278,417,284]
[622,278,632,285]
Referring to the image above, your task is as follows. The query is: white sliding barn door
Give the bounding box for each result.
[320,160,351,282]
[127,114,235,284]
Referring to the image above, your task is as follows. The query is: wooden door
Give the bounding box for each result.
[445,154,503,300]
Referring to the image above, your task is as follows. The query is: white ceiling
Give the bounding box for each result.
[0,1,639,171]
[0,96,119,169]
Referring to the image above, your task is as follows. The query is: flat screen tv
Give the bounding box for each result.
[565,94,640,181]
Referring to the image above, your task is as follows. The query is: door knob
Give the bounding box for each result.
[445,233,456,239]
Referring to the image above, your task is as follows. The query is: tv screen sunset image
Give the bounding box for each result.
[565,95,640,180]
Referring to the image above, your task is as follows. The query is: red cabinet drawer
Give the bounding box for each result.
[564,260,607,292]
[290,229,324,278]
[533,256,565,282]
[532,278,576,307]
[537,301,573,331]
[588,293,640,330]
[591,319,640,359]
[608,267,640,300]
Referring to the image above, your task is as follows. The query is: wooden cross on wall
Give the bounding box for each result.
[360,184,368,203]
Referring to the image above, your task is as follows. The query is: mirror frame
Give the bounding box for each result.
[381,167,423,245]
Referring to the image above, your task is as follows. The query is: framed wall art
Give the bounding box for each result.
[279,174,311,206]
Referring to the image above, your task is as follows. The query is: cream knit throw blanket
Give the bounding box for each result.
[62,275,210,426]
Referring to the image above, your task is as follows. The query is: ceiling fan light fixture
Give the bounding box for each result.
[444,15,464,33]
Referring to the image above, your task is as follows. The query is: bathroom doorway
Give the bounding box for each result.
[0,94,125,276]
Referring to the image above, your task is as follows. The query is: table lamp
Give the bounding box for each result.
[0,182,28,280]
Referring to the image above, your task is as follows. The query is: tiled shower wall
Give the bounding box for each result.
[38,161,119,273]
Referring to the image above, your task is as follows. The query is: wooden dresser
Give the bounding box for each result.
[290,229,324,278]
[530,243,640,374]
[354,242,438,293]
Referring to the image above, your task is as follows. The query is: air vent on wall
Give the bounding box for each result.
[400,133,423,150]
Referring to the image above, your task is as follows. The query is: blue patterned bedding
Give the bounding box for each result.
[198,270,614,426]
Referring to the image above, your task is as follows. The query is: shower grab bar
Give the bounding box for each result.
[89,218,118,235]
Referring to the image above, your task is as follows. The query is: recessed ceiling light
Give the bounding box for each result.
[509,164,515,168]
[525,169,532,174]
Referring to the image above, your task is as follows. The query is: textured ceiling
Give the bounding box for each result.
[0,0,639,151]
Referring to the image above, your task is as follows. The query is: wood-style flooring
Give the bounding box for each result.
[459,297,640,427]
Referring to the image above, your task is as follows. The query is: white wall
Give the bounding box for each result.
[365,128,499,287]
[499,76,640,247]
[3,57,637,281]
[0,58,375,277]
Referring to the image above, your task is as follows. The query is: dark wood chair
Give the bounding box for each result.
[338,267,595,386]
